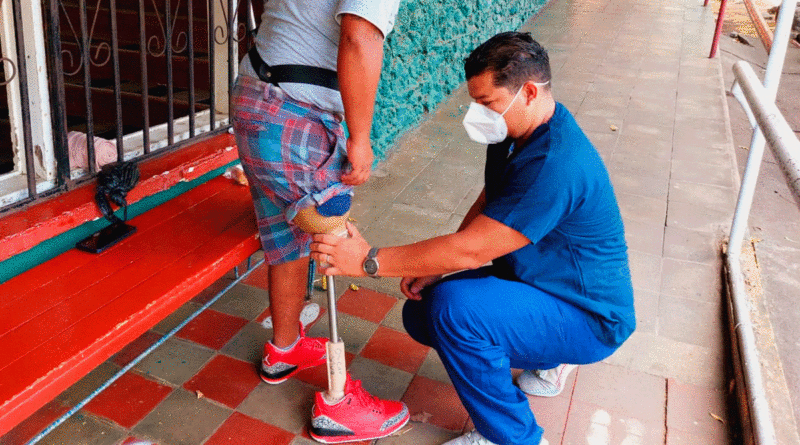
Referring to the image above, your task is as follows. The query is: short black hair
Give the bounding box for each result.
[464,32,551,90]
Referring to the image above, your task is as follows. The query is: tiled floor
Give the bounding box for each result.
[1,274,731,445]
[1,0,744,442]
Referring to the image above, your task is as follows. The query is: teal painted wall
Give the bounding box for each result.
[370,0,548,159]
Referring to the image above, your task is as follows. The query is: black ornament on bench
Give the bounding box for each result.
[76,161,140,254]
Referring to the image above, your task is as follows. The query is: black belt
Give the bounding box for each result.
[248,46,339,91]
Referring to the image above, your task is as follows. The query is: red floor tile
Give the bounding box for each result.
[0,400,70,445]
[112,330,162,366]
[176,309,248,350]
[204,412,294,445]
[294,351,356,389]
[360,326,430,374]
[242,263,270,290]
[255,306,271,324]
[83,372,173,429]
[336,287,397,324]
[183,354,261,408]
[192,275,237,305]
[401,375,469,432]
[121,437,158,444]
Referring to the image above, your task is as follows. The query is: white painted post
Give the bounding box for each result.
[1,0,57,185]
[212,0,236,116]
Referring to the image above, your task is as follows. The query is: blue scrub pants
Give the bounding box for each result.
[402,267,618,445]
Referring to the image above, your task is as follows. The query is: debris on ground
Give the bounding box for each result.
[410,412,433,423]
[729,31,753,46]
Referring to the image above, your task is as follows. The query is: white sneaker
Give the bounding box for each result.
[517,364,577,397]
[442,430,548,445]
[261,302,320,329]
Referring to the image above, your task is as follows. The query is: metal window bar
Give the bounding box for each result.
[109,0,123,160]
[228,0,235,120]
[2,0,250,215]
[208,0,216,131]
[188,0,196,138]
[166,0,175,146]
[24,258,265,445]
[725,1,799,444]
[46,0,72,190]
[8,0,36,203]
[78,0,96,176]
[138,0,150,154]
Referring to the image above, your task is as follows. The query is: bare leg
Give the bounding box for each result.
[268,256,310,348]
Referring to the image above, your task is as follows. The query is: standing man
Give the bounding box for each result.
[231,1,409,442]
[310,32,635,445]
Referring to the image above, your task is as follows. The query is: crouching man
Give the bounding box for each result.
[310,32,635,445]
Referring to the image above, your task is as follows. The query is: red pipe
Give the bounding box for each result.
[709,0,730,58]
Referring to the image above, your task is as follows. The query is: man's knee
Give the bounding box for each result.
[401,299,431,346]
[423,279,477,333]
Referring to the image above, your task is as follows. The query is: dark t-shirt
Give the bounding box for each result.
[483,103,635,346]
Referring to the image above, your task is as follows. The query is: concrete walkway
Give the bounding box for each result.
[1,0,745,443]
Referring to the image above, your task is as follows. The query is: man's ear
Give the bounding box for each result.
[524,81,539,105]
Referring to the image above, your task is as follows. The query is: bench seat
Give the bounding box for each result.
[0,175,260,437]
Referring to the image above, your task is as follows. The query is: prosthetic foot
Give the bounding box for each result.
[292,200,409,443]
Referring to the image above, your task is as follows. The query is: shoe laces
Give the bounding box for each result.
[464,430,496,445]
[302,335,326,350]
[346,378,383,413]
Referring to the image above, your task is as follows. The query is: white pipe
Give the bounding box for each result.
[725,3,799,443]
[734,62,800,208]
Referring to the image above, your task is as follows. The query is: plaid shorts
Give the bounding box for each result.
[231,75,352,265]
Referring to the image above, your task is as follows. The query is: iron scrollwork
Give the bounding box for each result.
[58,0,112,76]
[0,56,16,86]
[213,0,247,46]
[56,0,247,74]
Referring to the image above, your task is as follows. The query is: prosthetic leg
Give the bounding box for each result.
[292,204,409,443]
[292,206,349,400]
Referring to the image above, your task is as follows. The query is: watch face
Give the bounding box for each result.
[364,259,378,275]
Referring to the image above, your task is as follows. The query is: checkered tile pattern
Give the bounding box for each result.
[0,260,729,445]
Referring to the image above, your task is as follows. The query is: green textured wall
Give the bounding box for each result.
[370,0,548,159]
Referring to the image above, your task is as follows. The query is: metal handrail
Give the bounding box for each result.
[725,1,800,443]
[734,64,800,207]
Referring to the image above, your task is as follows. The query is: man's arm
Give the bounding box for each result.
[458,188,486,232]
[337,14,385,185]
[311,210,530,278]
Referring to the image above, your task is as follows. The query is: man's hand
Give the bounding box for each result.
[342,136,373,185]
[400,275,443,300]
[310,221,371,276]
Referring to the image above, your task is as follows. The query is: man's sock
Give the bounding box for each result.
[270,335,300,352]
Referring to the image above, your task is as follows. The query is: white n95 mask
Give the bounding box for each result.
[461,81,549,145]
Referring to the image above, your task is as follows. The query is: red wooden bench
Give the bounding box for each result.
[0,164,260,437]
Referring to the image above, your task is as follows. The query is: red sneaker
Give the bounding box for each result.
[309,375,410,443]
[260,327,328,384]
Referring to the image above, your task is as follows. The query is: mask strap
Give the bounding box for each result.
[500,85,525,117]
[499,80,549,116]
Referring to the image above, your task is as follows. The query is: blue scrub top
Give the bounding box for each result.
[483,103,635,347]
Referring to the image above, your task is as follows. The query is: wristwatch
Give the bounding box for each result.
[362,247,380,278]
